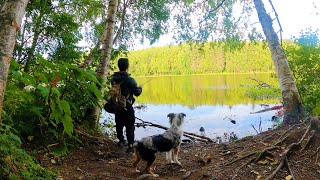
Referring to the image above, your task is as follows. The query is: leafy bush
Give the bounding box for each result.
[0,125,56,179]
[3,56,102,145]
[285,29,320,115]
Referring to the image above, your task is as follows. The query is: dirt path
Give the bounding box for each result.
[42,121,320,180]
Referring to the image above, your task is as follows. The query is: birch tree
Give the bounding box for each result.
[88,0,119,130]
[253,0,304,125]
[0,0,29,124]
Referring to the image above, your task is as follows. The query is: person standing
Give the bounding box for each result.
[110,58,142,152]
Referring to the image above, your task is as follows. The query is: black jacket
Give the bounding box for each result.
[110,71,142,104]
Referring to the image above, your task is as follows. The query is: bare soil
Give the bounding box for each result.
[40,119,320,180]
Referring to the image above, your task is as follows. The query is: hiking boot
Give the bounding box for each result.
[126,144,134,153]
[117,140,128,147]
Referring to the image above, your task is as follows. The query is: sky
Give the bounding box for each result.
[134,0,320,50]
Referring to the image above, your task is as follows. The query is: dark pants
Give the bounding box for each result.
[115,104,135,145]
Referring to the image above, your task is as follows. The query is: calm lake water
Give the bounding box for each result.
[100,73,281,142]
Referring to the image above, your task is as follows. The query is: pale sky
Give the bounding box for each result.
[134,0,320,50]
[272,0,319,38]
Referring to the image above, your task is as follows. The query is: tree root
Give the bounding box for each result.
[224,152,256,166]
[311,145,320,165]
[254,146,278,163]
[285,157,295,180]
[254,127,295,163]
[265,125,311,180]
[300,130,315,152]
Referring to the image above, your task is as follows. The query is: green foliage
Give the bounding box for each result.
[0,125,57,179]
[4,56,102,147]
[14,0,106,69]
[285,29,320,114]
[244,86,281,100]
[124,42,274,76]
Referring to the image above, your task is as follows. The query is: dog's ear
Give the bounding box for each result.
[167,113,175,119]
[178,113,186,120]
[167,113,175,125]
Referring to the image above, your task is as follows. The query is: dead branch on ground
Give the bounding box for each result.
[135,117,214,142]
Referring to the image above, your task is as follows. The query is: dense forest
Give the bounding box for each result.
[127,42,274,76]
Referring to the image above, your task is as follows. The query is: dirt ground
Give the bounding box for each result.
[40,119,320,180]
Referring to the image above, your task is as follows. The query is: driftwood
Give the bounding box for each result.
[135,117,214,143]
[247,77,271,88]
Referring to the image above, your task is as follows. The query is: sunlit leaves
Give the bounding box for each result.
[37,86,50,97]
[5,55,102,141]
[286,29,320,114]
[126,41,273,76]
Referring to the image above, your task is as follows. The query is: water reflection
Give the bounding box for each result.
[100,73,281,142]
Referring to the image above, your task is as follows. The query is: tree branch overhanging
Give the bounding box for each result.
[200,0,226,24]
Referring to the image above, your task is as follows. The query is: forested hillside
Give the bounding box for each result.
[126,42,276,76]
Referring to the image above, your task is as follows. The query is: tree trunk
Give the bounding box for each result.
[88,0,119,131]
[24,11,43,73]
[253,0,304,125]
[0,0,29,124]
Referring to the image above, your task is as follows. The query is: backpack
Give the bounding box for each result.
[104,80,129,113]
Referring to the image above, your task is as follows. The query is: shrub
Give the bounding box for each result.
[285,29,320,115]
[0,125,56,179]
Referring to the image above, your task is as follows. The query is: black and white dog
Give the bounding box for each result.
[133,113,186,177]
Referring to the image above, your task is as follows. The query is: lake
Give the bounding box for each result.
[100,73,281,142]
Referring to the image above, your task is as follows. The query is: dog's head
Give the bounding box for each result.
[167,113,186,127]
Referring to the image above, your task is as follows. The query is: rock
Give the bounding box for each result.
[182,171,192,179]
[50,159,56,164]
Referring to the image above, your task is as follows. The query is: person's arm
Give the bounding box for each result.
[130,78,142,96]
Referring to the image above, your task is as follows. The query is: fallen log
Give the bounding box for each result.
[135,117,214,143]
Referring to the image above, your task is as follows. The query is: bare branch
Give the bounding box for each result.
[113,0,128,44]
[267,0,283,46]
[135,117,214,142]
[200,0,226,24]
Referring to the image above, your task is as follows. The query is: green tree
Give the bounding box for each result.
[285,30,320,115]
[14,0,105,73]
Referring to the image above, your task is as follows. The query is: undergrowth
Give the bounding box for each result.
[0,125,57,180]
